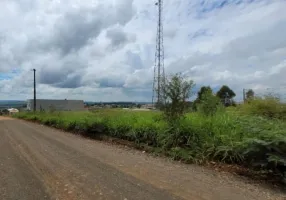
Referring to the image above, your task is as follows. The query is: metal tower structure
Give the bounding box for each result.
[152,0,166,107]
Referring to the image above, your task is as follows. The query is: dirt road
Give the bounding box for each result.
[0,117,285,200]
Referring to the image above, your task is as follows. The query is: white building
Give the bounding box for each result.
[27,99,85,111]
[7,108,19,114]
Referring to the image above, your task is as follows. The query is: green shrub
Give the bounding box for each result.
[162,73,195,124]
[241,137,286,181]
[241,96,286,120]
[197,91,224,116]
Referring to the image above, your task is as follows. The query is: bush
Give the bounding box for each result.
[241,137,286,182]
[197,91,224,116]
[241,96,286,120]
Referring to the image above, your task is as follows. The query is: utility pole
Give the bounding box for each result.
[243,88,246,103]
[33,69,36,112]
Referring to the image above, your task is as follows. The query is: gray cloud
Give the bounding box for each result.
[125,51,144,69]
[114,0,136,25]
[165,18,286,99]
[106,27,134,50]
[45,1,135,55]
[4,0,137,89]
[50,9,105,55]
[54,74,83,89]
[0,0,285,102]
[0,35,18,72]
[122,88,152,100]
[37,54,86,88]
[98,77,125,88]
[39,69,84,89]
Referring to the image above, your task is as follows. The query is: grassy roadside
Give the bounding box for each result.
[13,107,286,184]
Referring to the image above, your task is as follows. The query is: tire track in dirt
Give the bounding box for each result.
[2,119,181,200]
[1,117,286,200]
[17,119,286,200]
[0,120,50,200]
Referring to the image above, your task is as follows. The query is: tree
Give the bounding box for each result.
[216,85,236,106]
[198,89,223,116]
[246,89,255,101]
[193,86,213,111]
[216,85,236,99]
[197,86,213,101]
[162,73,195,123]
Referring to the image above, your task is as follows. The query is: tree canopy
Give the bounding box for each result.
[197,86,213,101]
[246,89,255,100]
[192,86,213,111]
[162,73,195,122]
[216,85,236,99]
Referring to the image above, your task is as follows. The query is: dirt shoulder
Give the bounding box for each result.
[1,118,285,200]
[0,118,50,200]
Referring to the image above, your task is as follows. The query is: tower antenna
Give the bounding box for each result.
[152,0,165,108]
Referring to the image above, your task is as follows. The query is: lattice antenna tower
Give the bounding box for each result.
[152,0,166,107]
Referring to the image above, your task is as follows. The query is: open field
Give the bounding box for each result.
[14,103,286,184]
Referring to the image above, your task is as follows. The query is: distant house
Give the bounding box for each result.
[8,108,19,114]
[27,99,85,111]
[141,104,154,109]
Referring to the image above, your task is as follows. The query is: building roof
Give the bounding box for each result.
[7,108,19,113]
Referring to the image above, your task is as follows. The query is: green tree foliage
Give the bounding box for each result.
[197,86,213,101]
[241,95,286,120]
[246,89,255,101]
[193,86,213,111]
[216,85,236,99]
[162,73,195,123]
[216,85,236,106]
[198,90,223,116]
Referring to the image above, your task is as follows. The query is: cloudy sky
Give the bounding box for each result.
[0,0,285,102]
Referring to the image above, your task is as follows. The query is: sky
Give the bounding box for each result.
[0,0,285,102]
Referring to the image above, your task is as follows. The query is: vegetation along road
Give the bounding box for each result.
[0,116,284,200]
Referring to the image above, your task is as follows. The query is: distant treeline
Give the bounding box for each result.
[0,101,26,109]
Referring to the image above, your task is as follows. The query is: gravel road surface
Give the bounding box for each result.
[0,117,285,200]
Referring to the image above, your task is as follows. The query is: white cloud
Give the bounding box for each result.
[0,0,285,102]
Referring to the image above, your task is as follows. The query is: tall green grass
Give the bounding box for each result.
[239,96,286,121]
[14,107,286,183]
